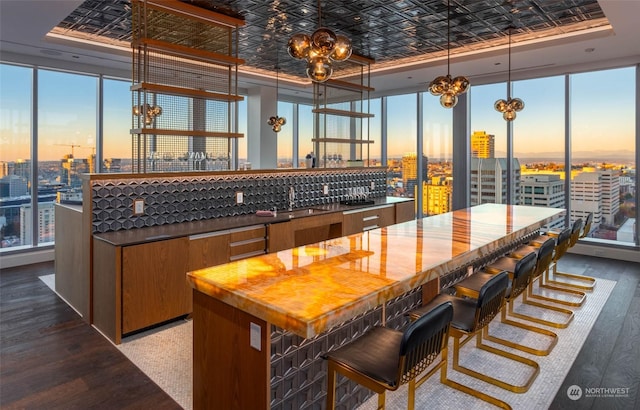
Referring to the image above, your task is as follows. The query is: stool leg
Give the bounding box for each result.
[441,339,512,409]
[326,363,337,410]
[377,391,385,410]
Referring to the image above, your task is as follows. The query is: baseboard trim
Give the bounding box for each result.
[570,242,640,263]
[0,248,55,269]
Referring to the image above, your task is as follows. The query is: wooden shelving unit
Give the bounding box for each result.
[312,55,375,168]
[130,0,245,173]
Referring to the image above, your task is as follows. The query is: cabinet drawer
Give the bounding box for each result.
[229,225,266,242]
[229,238,266,260]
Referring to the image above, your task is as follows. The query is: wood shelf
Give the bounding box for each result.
[131,83,244,102]
[131,128,244,138]
[324,78,375,92]
[312,138,374,144]
[132,38,245,67]
[312,108,374,118]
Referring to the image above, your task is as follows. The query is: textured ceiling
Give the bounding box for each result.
[52,0,608,80]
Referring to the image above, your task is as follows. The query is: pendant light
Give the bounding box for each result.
[495,27,524,121]
[267,61,286,132]
[428,0,470,108]
[287,0,352,82]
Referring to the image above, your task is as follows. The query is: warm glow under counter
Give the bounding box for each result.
[187,204,563,338]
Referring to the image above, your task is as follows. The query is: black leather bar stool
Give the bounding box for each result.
[508,236,575,328]
[529,227,586,307]
[453,252,558,356]
[410,271,536,400]
[546,215,596,291]
[325,302,454,410]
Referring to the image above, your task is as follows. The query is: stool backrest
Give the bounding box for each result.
[533,237,555,278]
[569,218,583,248]
[475,271,509,330]
[581,212,593,239]
[511,252,537,299]
[399,301,453,385]
[553,227,572,262]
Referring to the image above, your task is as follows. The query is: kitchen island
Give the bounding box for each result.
[187,204,563,409]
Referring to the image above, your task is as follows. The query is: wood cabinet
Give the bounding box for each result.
[267,221,294,253]
[188,231,230,273]
[395,200,416,224]
[342,205,395,236]
[122,238,191,334]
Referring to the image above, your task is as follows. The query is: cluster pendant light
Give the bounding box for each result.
[267,62,286,132]
[495,27,524,121]
[428,0,470,108]
[133,103,162,125]
[287,0,352,82]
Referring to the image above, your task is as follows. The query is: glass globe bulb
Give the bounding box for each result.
[504,110,516,121]
[440,92,458,108]
[452,76,470,94]
[510,98,525,111]
[494,99,508,112]
[311,28,337,54]
[306,56,333,82]
[428,76,448,95]
[287,33,311,59]
[330,35,352,61]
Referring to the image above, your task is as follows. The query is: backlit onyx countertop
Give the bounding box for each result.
[93,196,412,247]
[187,204,564,338]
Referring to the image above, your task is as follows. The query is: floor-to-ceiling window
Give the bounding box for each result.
[0,63,32,249]
[469,83,508,205]
[102,77,131,173]
[569,67,636,245]
[386,93,418,199]
[366,97,382,167]
[276,101,294,168]
[423,94,453,216]
[513,75,566,228]
[37,69,97,245]
[298,103,314,168]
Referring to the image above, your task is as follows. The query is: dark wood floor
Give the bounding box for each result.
[0,262,181,410]
[1,255,638,409]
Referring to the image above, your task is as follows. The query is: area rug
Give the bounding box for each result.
[40,274,615,410]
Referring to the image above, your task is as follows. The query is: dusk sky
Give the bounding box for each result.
[0,65,635,163]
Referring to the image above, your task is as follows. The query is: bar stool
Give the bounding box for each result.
[453,252,558,356]
[508,236,575,328]
[529,227,587,308]
[546,215,596,291]
[325,302,454,410]
[410,272,538,397]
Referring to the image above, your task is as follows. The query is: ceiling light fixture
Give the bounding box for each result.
[428,0,470,108]
[287,0,352,82]
[494,27,524,121]
[267,62,286,132]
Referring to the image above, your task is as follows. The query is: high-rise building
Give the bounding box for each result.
[572,169,620,228]
[0,175,29,198]
[520,174,565,229]
[423,176,453,215]
[401,153,428,196]
[471,157,520,205]
[471,131,495,159]
[19,201,55,245]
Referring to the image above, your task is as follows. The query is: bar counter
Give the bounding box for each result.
[187,204,563,409]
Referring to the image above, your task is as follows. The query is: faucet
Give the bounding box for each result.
[288,186,295,211]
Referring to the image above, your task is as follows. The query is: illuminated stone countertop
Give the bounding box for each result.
[187,204,563,338]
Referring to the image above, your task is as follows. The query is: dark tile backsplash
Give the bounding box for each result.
[91,168,387,234]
